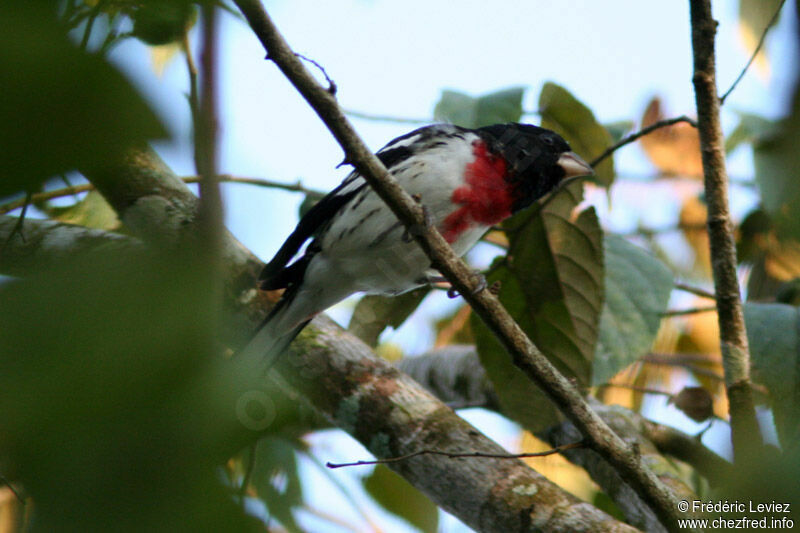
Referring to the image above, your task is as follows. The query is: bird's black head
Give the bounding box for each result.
[476,123,593,213]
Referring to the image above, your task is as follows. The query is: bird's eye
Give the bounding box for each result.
[542,136,555,147]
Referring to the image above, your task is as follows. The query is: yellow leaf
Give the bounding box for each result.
[150,42,182,77]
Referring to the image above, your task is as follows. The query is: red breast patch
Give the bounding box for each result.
[441,141,512,243]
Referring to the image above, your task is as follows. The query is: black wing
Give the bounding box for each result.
[258,175,365,289]
[257,124,449,290]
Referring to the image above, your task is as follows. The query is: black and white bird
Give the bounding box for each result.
[244,123,593,368]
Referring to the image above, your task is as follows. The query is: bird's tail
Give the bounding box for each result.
[235,297,310,375]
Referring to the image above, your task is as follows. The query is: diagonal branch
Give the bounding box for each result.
[0,220,636,533]
[56,147,639,531]
[689,0,762,464]
[232,0,689,529]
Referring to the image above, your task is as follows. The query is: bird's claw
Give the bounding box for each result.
[446,271,487,299]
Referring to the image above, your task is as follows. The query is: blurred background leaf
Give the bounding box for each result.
[0,2,166,197]
[744,302,800,450]
[638,97,703,177]
[42,190,121,231]
[539,82,615,186]
[752,90,800,242]
[246,436,305,532]
[433,86,525,128]
[363,465,439,533]
[737,0,783,79]
[0,249,258,532]
[348,288,429,348]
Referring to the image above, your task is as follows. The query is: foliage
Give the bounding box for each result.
[2,0,800,530]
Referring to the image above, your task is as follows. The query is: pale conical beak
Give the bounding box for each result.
[557,151,594,179]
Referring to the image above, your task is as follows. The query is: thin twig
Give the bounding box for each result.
[0,176,322,216]
[238,443,256,504]
[183,175,323,197]
[0,473,24,504]
[674,282,716,300]
[232,2,689,529]
[326,441,585,469]
[344,109,431,125]
[719,0,787,105]
[2,192,31,251]
[689,0,762,464]
[597,383,674,398]
[590,116,697,168]
[293,53,336,95]
[643,353,724,382]
[79,0,103,50]
[195,3,224,284]
[183,28,200,127]
[662,306,717,317]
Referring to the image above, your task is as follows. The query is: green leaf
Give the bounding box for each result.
[744,302,800,448]
[593,235,673,385]
[131,0,196,46]
[348,288,429,347]
[725,112,776,155]
[0,3,166,196]
[738,0,784,60]
[248,437,304,533]
[0,250,256,531]
[538,82,615,187]
[45,190,121,231]
[752,92,800,241]
[471,182,604,431]
[433,87,525,128]
[363,465,439,533]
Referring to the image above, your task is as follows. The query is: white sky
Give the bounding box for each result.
[100,1,798,531]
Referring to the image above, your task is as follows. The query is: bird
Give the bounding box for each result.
[242,122,593,371]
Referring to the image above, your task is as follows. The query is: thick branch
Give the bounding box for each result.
[34,161,636,531]
[688,0,762,463]
[233,1,686,528]
[0,215,142,276]
[275,317,636,533]
[403,347,729,515]
[541,400,698,533]
[79,145,266,345]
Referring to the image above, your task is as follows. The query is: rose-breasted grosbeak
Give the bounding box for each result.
[244,123,593,368]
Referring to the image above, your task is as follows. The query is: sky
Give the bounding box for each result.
[75,1,800,531]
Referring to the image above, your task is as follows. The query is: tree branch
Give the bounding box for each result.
[26,145,645,530]
[233,1,688,528]
[590,116,697,168]
[689,0,762,463]
[0,217,636,533]
[0,215,142,276]
[79,145,267,347]
[326,441,585,469]
[640,419,733,487]
[402,346,730,521]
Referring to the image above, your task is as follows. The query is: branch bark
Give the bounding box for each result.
[24,157,639,531]
[688,0,762,464]
[403,347,731,510]
[0,215,142,276]
[232,0,687,529]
